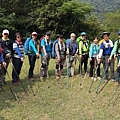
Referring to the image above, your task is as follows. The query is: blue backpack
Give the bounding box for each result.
[51,39,59,59]
[24,37,31,55]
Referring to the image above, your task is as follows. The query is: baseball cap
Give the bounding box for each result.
[70,33,76,37]
[32,32,37,35]
[81,32,86,36]
[59,34,64,39]
[46,32,51,36]
[2,29,9,35]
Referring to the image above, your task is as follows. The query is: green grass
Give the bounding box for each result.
[0,58,120,120]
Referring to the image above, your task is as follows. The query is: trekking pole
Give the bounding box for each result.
[96,63,109,94]
[22,63,35,96]
[10,61,27,95]
[89,63,99,93]
[66,58,69,88]
[5,69,18,101]
[80,71,88,90]
[108,86,119,106]
[113,90,120,106]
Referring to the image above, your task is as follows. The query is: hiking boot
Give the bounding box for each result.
[12,82,19,86]
[29,78,34,81]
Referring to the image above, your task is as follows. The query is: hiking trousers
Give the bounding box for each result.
[103,55,114,80]
[89,57,100,77]
[12,58,23,83]
[55,58,65,76]
[79,54,88,74]
[67,55,77,76]
[40,56,50,77]
[28,55,36,79]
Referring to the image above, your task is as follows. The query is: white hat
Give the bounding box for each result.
[70,33,76,37]
[32,32,37,35]
[2,29,9,34]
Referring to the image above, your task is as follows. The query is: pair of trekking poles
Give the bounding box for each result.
[0,60,36,102]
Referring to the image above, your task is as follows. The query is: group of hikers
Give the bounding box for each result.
[0,29,120,87]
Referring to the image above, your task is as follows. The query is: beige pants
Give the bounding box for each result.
[55,58,65,76]
[40,56,50,77]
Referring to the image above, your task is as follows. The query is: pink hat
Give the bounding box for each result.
[32,32,37,35]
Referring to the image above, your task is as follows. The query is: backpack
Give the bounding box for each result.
[51,39,59,59]
[24,37,31,55]
[39,36,45,54]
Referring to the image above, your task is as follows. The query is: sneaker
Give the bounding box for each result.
[56,76,60,80]
[40,77,44,80]
[111,79,116,82]
[94,78,97,81]
[104,79,108,83]
[115,82,119,86]
[91,77,94,80]
[29,78,34,81]
[97,77,101,80]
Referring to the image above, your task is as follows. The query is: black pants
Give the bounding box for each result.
[79,54,88,74]
[12,58,23,83]
[89,57,100,77]
[28,55,36,79]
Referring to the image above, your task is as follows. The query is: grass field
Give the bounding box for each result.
[0,58,120,120]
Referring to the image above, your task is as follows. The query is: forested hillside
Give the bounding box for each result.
[80,0,120,13]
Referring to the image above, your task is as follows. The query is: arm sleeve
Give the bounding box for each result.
[29,40,38,54]
[55,43,60,58]
[13,43,23,58]
[0,53,4,62]
[98,43,104,58]
[79,41,83,55]
[110,41,117,58]
[89,44,93,58]
[41,39,47,55]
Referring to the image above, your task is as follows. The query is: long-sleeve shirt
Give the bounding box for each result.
[110,39,120,58]
[89,43,99,58]
[29,39,38,56]
[13,40,24,58]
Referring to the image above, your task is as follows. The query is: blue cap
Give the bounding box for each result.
[81,32,86,36]
[118,31,120,35]
[46,32,51,35]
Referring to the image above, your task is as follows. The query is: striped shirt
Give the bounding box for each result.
[13,41,24,58]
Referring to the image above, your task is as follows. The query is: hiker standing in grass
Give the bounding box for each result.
[77,32,90,75]
[108,31,120,86]
[12,32,24,85]
[98,32,115,82]
[67,33,78,77]
[89,37,100,81]
[28,32,39,80]
[0,29,13,83]
[0,47,6,84]
[40,32,52,80]
[54,34,66,79]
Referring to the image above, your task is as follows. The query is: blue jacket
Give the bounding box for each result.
[29,39,38,56]
[67,41,78,56]
[89,43,99,58]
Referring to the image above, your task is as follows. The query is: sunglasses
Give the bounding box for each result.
[17,36,21,38]
[32,34,37,36]
[4,33,9,35]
